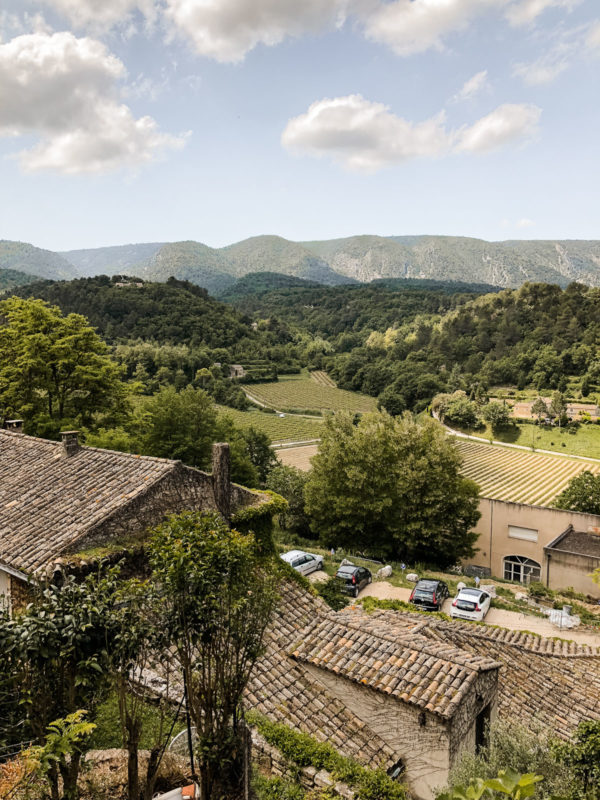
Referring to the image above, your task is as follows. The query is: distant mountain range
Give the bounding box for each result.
[2,234,600,293]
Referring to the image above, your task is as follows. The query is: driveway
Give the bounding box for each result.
[359,581,600,648]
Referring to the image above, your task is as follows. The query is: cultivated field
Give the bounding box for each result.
[278,437,600,507]
[310,370,336,388]
[457,420,600,460]
[244,373,377,414]
[456,439,600,506]
[215,406,323,444]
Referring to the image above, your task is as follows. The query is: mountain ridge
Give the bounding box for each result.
[4,235,600,292]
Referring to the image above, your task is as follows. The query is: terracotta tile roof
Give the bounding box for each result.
[243,583,396,769]
[355,608,600,739]
[246,644,396,770]
[0,429,177,573]
[288,608,500,719]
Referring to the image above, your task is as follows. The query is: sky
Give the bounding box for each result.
[0,0,598,251]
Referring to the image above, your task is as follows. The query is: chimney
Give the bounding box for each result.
[5,419,24,432]
[212,442,231,519]
[60,431,80,458]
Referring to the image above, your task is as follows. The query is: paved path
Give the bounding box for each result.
[360,581,600,647]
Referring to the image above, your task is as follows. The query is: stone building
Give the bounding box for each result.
[246,584,500,800]
[246,589,600,800]
[0,427,269,611]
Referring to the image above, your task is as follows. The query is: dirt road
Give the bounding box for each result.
[360,581,600,648]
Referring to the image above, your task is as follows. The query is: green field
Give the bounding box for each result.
[455,439,600,505]
[216,405,323,444]
[460,420,600,460]
[244,373,377,414]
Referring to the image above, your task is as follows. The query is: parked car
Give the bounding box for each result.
[335,564,372,597]
[408,579,449,611]
[450,588,492,621]
[280,550,324,576]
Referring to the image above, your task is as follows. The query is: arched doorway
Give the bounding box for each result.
[503,555,541,583]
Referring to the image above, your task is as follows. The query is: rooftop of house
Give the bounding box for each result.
[546,525,600,560]
[354,607,600,740]
[289,608,501,719]
[0,429,255,576]
[455,439,600,507]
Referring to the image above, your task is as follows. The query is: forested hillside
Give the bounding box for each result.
[0,240,77,280]
[0,268,40,291]
[16,275,256,347]
[323,282,600,413]
[10,235,600,291]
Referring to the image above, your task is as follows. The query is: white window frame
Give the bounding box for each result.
[503,555,541,584]
[508,525,539,543]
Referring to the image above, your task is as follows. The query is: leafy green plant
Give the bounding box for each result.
[436,768,543,800]
[316,578,348,611]
[246,712,407,800]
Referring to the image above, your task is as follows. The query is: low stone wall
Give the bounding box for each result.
[251,730,355,799]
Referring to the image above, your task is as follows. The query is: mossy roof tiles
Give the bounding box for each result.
[0,429,177,573]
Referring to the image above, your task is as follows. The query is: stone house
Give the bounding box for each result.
[0,426,269,611]
[246,585,500,800]
[544,525,600,595]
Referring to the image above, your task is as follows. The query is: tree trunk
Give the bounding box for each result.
[59,751,81,800]
[143,746,161,800]
[127,736,139,800]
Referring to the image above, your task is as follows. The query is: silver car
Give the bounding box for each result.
[280,549,324,576]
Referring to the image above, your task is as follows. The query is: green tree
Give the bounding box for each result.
[304,412,480,567]
[0,572,121,800]
[136,386,218,467]
[549,391,567,426]
[240,426,278,483]
[149,512,278,800]
[0,297,126,435]
[266,464,311,536]
[554,720,600,799]
[554,471,600,515]
[531,397,548,422]
[482,401,511,431]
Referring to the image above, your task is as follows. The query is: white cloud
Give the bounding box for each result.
[505,0,580,27]
[362,0,506,57]
[282,95,540,172]
[586,21,600,52]
[38,0,157,32]
[451,70,489,102]
[516,217,535,227]
[456,103,541,153]
[0,31,186,174]
[163,0,348,63]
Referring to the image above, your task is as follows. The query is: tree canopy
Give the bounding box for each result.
[554,470,600,515]
[304,411,480,567]
[0,297,126,436]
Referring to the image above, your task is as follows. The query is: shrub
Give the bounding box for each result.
[528,582,554,600]
[317,578,348,611]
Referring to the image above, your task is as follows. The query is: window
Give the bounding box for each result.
[508,525,538,542]
[503,555,541,583]
[475,704,491,753]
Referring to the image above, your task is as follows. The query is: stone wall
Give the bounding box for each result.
[10,574,32,612]
[303,663,449,800]
[448,669,499,767]
[64,463,265,557]
[251,730,356,799]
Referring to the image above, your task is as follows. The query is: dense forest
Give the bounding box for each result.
[13,275,600,419]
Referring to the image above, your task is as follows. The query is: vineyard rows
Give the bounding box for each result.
[246,376,377,414]
[215,406,323,444]
[310,370,336,388]
[455,440,600,506]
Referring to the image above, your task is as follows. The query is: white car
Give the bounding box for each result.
[280,549,324,576]
[450,588,492,622]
